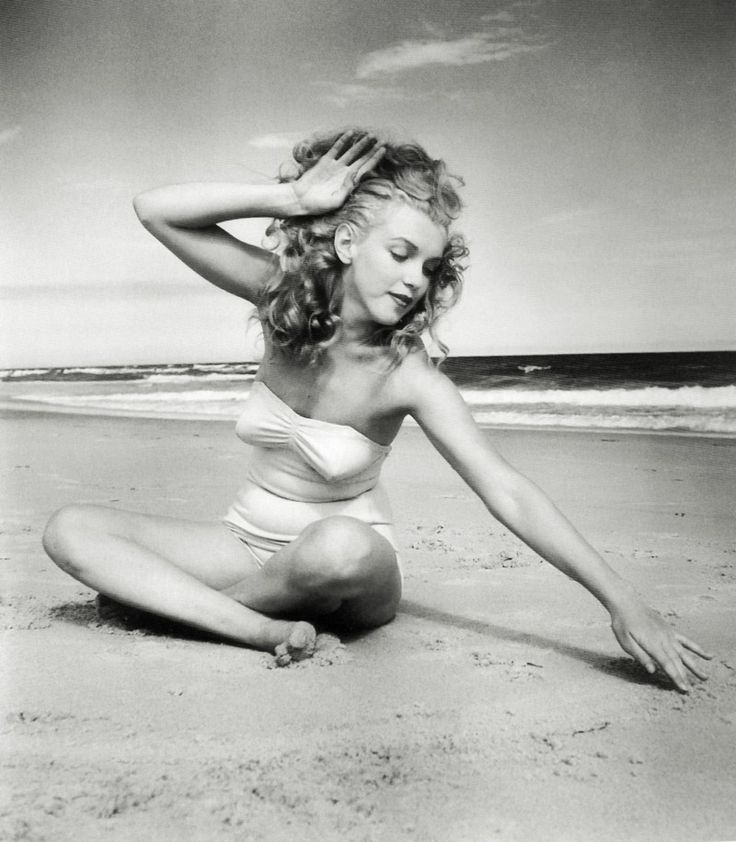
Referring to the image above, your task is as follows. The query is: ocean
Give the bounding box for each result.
[2,351,735,436]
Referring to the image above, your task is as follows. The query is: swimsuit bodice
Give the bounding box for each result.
[235,381,391,502]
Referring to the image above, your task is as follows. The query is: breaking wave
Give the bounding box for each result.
[12,384,736,434]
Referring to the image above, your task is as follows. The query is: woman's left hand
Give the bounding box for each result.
[291,132,385,215]
[609,596,713,692]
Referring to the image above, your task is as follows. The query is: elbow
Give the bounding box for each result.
[132,191,160,229]
[483,474,535,527]
[132,192,150,225]
[486,491,524,528]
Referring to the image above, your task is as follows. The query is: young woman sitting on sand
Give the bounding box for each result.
[43,129,711,687]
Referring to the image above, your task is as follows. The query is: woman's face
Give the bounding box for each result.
[340,201,447,328]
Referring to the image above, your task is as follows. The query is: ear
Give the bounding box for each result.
[334,223,355,265]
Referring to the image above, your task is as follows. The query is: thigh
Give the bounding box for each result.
[83,505,260,590]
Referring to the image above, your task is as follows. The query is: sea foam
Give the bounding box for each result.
[13,384,736,434]
[462,385,736,409]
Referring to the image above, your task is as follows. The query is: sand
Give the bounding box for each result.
[1,408,735,842]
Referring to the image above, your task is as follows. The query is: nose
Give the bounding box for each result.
[403,264,426,291]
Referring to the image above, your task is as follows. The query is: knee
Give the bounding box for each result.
[291,516,388,596]
[42,504,104,573]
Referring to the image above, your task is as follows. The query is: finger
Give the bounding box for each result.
[675,634,714,660]
[656,650,691,692]
[352,144,385,180]
[679,649,709,681]
[340,133,376,165]
[324,131,356,160]
[632,633,690,692]
[658,646,693,693]
[622,634,657,675]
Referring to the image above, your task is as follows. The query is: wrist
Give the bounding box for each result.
[269,182,307,218]
[601,578,642,614]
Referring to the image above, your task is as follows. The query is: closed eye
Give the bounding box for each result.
[391,252,408,262]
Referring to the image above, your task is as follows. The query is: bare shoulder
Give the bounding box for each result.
[384,347,459,417]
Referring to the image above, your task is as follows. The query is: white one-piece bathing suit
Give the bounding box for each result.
[223,381,400,569]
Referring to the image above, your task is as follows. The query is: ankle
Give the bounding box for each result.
[256,617,295,652]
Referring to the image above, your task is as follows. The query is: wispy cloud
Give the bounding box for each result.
[419,19,448,39]
[311,6,551,105]
[481,10,516,23]
[247,132,303,150]
[356,31,550,79]
[312,81,411,108]
[356,3,551,79]
[0,125,21,146]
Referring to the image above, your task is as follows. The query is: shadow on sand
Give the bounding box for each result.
[399,598,673,690]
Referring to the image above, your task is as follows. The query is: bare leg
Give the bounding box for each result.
[222,516,402,630]
[42,505,316,656]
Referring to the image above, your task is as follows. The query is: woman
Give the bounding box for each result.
[43,130,711,686]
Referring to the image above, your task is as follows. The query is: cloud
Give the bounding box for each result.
[0,125,21,146]
[312,81,411,108]
[481,10,516,23]
[355,2,552,80]
[247,132,303,150]
[419,19,448,39]
[356,31,550,78]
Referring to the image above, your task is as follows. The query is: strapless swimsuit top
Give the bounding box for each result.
[235,381,391,502]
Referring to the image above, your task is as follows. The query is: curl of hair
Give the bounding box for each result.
[258,129,468,365]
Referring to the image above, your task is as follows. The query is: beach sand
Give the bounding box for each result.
[1,408,735,841]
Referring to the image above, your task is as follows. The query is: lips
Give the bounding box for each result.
[389,292,412,307]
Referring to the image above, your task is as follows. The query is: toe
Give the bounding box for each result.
[274,642,293,667]
[288,622,317,661]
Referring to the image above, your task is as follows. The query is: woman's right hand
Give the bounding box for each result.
[609,594,712,692]
[290,132,385,215]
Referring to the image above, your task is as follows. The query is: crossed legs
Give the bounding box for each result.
[42,505,401,657]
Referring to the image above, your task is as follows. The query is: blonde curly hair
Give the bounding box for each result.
[258,129,468,365]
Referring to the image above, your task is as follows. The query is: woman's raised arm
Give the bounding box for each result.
[400,356,713,691]
[133,133,384,304]
[132,182,302,303]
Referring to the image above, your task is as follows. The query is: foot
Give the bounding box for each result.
[273,621,318,667]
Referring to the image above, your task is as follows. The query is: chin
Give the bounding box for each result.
[365,300,417,329]
[373,311,406,328]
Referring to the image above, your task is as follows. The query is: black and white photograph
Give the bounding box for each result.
[2,1,735,839]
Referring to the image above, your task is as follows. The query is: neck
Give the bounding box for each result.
[338,297,382,346]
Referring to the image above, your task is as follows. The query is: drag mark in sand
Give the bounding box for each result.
[471,652,545,681]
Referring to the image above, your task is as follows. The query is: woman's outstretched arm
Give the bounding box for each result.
[401,356,713,692]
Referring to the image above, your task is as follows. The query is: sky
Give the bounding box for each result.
[2,0,734,367]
